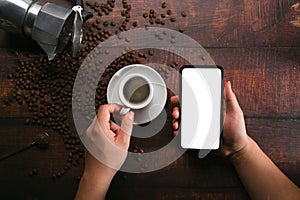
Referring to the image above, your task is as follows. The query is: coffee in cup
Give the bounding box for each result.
[119,73,153,110]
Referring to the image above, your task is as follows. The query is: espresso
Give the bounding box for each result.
[123,77,150,104]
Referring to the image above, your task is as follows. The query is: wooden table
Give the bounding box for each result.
[0,0,299,199]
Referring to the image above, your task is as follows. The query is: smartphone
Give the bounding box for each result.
[179,65,224,150]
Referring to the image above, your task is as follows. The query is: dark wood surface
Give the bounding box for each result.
[0,0,299,199]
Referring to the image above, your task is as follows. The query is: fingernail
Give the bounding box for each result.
[228,81,231,89]
[128,111,134,120]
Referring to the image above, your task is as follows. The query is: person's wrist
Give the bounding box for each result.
[85,161,117,177]
[229,136,257,166]
[82,162,117,186]
[83,152,117,181]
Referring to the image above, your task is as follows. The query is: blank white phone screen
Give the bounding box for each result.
[181,67,222,149]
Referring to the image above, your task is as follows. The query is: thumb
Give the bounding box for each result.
[225,81,241,112]
[119,111,134,144]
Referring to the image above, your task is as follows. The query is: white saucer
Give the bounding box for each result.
[107,64,167,124]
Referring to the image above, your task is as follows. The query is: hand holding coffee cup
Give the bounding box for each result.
[107,64,167,124]
[119,73,153,115]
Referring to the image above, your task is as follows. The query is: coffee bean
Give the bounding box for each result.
[155,18,161,24]
[125,13,131,18]
[28,171,33,176]
[132,21,138,27]
[67,163,72,168]
[148,49,154,56]
[179,27,184,33]
[121,10,126,16]
[85,1,92,6]
[181,11,187,17]
[138,52,147,58]
[110,21,116,26]
[103,21,109,26]
[25,119,30,125]
[60,169,66,175]
[143,13,148,18]
[5,0,189,179]
[170,17,176,22]
[151,12,157,18]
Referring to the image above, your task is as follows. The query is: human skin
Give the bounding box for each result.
[75,105,134,200]
[76,81,300,200]
[172,81,300,200]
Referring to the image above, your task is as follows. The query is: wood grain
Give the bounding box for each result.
[209,47,300,118]
[0,0,299,199]
[121,47,300,117]
[1,47,299,118]
[1,0,300,49]
[0,118,299,199]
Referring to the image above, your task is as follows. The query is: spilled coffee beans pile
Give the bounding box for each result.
[142,1,187,32]
[4,0,187,179]
[6,52,86,179]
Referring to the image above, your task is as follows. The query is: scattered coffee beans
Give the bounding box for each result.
[5,0,188,179]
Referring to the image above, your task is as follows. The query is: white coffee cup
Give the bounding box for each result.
[118,73,153,113]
